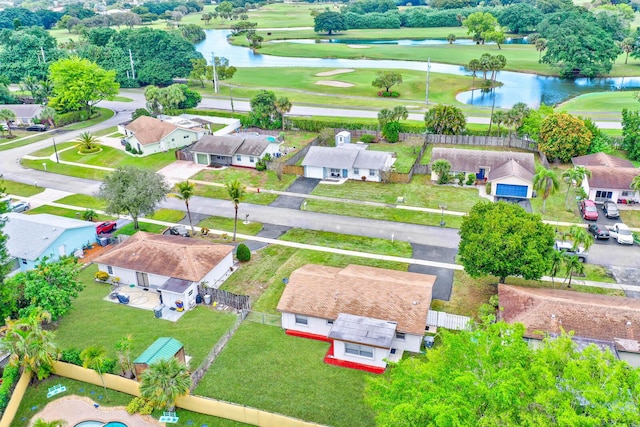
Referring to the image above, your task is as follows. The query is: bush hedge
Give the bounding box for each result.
[56,110,90,127]
[0,365,20,415]
[236,243,251,262]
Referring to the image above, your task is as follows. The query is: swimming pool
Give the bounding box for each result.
[74,422,128,427]
[266,136,277,142]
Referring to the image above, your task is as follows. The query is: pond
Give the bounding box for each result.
[195,30,640,109]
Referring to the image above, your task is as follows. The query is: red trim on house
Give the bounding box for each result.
[324,341,386,374]
[285,329,332,343]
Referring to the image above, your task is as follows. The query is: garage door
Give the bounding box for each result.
[496,184,528,198]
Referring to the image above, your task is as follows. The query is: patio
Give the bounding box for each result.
[103,285,187,322]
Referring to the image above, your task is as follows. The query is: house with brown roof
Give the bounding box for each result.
[190,134,281,168]
[122,116,206,156]
[498,285,640,367]
[572,153,639,204]
[94,232,234,312]
[276,264,435,372]
[431,148,536,198]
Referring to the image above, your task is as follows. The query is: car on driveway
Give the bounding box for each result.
[602,200,620,219]
[554,241,588,263]
[580,199,598,221]
[10,201,30,213]
[25,124,48,132]
[588,223,610,240]
[96,221,117,234]
[610,223,634,245]
[169,225,190,237]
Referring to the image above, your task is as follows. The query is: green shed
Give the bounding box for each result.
[133,337,186,379]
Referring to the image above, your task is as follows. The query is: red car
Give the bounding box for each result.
[96,221,117,234]
[580,200,599,221]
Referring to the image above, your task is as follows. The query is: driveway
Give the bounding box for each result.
[269,177,320,209]
[408,244,458,301]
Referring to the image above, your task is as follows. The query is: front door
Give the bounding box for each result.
[136,272,149,288]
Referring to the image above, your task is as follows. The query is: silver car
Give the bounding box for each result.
[10,201,30,213]
[602,200,620,219]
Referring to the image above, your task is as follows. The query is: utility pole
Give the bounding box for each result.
[230,86,234,112]
[211,52,219,94]
[425,57,431,106]
[40,46,46,63]
[129,49,136,80]
[52,138,59,164]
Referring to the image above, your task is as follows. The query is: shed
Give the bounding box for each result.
[335,131,351,145]
[133,337,186,379]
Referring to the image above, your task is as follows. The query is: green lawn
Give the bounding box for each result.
[197,216,263,236]
[557,90,639,121]
[191,168,296,191]
[25,205,113,222]
[530,165,583,223]
[21,158,110,180]
[146,208,185,223]
[55,265,238,370]
[0,132,54,152]
[55,194,107,210]
[60,144,176,171]
[63,108,115,130]
[112,95,133,102]
[113,222,167,236]
[194,322,376,427]
[368,138,422,173]
[1,179,45,197]
[29,141,77,157]
[279,228,413,258]
[11,376,250,427]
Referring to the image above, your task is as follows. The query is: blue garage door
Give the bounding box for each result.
[496,184,528,198]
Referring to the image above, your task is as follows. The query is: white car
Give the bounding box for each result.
[610,223,634,245]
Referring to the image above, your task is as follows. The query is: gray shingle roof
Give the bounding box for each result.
[488,159,534,182]
[235,136,272,156]
[328,313,397,348]
[302,146,393,171]
[4,213,96,260]
[572,153,634,168]
[191,135,245,156]
[2,104,43,119]
[354,150,393,170]
[431,148,535,175]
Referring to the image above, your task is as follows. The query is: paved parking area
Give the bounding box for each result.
[269,177,320,209]
[408,244,457,301]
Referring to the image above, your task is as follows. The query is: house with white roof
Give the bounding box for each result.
[301,145,395,182]
[277,264,435,373]
[3,213,97,272]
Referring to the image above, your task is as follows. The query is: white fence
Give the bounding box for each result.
[427,310,471,331]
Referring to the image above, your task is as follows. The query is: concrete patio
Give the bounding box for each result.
[103,285,187,322]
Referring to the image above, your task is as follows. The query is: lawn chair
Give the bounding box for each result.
[159,411,179,423]
[46,384,67,398]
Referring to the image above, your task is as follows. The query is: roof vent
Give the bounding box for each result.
[413,301,418,305]
[551,314,556,319]
[627,321,632,327]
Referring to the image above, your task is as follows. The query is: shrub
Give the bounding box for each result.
[83,209,97,221]
[485,181,492,195]
[126,397,145,414]
[60,348,83,366]
[140,402,154,415]
[255,159,267,171]
[391,91,400,97]
[101,358,117,374]
[456,172,466,186]
[236,243,251,262]
[0,365,20,413]
[359,134,375,143]
[95,271,110,281]
[125,142,132,152]
[78,146,101,154]
[466,174,476,186]
[56,110,89,127]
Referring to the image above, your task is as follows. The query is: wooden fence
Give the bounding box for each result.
[176,144,195,161]
[283,165,304,175]
[198,287,251,312]
[425,134,537,151]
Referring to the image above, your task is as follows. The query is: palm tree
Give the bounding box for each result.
[40,106,57,128]
[567,225,594,252]
[631,174,640,194]
[621,38,634,65]
[533,166,559,214]
[562,166,591,208]
[33,419,66,427]
[535,38,547,61]
[226,179,246,241]
[116,335,135,378]
[0,309,57,380]
[507,102,530,135]
[447,33,456,44]
[173,180,196,236]
[468,59,480,87]
[140,358,191,411]
[562,254,585,288]
[274,96,292,131]
[491,111,507,136]
[81,345,109,399]
[75,132,99,151]
[0,108,16,138]
[479,53,492,80]
[548,250,563,289]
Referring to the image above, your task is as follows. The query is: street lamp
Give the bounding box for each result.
[439,203,446,227]
[52,137,59,164]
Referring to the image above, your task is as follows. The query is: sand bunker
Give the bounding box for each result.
[315,68,355,77]
[316,80,355,88]
[347,45,372,49]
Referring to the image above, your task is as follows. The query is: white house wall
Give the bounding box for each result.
[304,166,325,180]
[160,282,198,311]
[201,252,234,289]
[96,264,169,288]
[332,340,388,368]
[232,154,259,168]
[491,175,533,198]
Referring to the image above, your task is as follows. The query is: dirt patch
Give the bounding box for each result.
[347,45,372,49]
[316,80,355,88]
[315,68,355,77]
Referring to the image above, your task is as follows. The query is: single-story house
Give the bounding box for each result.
[572,153,639,204]
[133,337,186,378]
[431,148,536,199]
[121,116,206,156]
[498,284,640,367]
[301,145,395,182]
[190,134,281,168]
[1,104,44,126]
[94,232,234,311]
[3,213,97,272]
[277,264,435,373]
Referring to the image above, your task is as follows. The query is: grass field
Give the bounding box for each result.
[197,215,263,236]
[60,144,175,171]
[1,180,45,197]
[113,222,167,236]
[194,322,376,427]
[55,265,238,369]
[0,132,54,152]
[55,194,107,210]
[25,205,113,222]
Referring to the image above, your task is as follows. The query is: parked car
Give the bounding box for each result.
[25,124,48,132]
[579,199,599,221]
[169,225,190,237]
[554,241,588,263]
[588,223,610,240]
[610,223,634,245]
[602,200,620,219]
[10,201,30,213]
[96,221,117,234]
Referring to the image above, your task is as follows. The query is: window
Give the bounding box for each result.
[107,265,113,274]
[345,343,374,359]
[395,332,405,341]
[171,138,175,142]
[369,169,376,176]
[327,320,334,326]
[250,156,255,163]
[188,289,193,296]
[21,258,27,265]
[184,135,190,139]
[295,314,308,325]
[622,191,635,197]
[353,168,359,175]
[237,155,241,161]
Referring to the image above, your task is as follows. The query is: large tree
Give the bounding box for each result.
[248,90,278,129]
[462,12,498,44]
[424,104,466,135]
[98,167,170,230]
[621,108,640,161]
[313,11,346,35]
[538,112,592,162]
[371,71,402,93]
[140,357,191,410]
[48,56,119,115]
[459,201,555,284]
[498,3,543,34]
[538,10,621,78]
[366,321,640,426]
[0,27,63,83]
